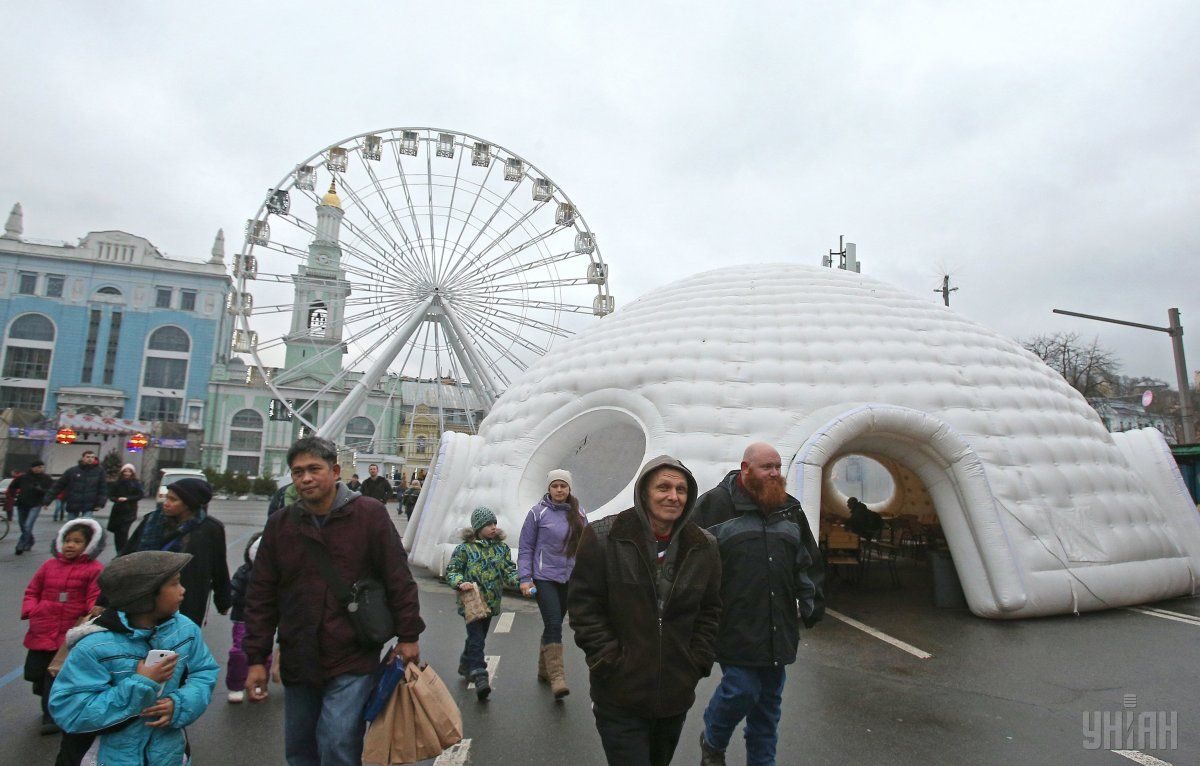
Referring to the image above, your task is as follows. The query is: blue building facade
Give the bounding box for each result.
[0,203,232,473]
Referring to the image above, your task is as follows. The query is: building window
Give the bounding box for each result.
[2,346,51,379]
[180,289,197,311]
[45,275,65,298]
[102,311,122,385]
[138,395,182,422]
[142,357,188,388]
[416,435,427,454]
[0,386,45,411]
[9,314,55,342]
[17,272,37,295]
[148,326,191,352]
[226,455,261,476]
[345,416,375,451]
[229,408,264,452]
[81,309,102,383]
[155,287,173,308]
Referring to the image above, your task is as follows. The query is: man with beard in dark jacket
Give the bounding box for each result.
[43,451,107,520]
[691,442,825,766]
[568,456,722,766]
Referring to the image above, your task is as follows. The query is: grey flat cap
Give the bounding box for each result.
[100,551,192,614]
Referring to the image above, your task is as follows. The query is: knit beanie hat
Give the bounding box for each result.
[167,477,213,511]
[120,463,137,474]
[547,469,573,490]
[100,551,192,614]
[471,506,498,532]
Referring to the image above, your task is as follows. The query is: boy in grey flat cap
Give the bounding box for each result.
[49,551,219,766]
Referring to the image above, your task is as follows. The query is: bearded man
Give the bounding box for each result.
[690,442,825,766]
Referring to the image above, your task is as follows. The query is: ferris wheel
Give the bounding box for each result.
[229,127,614,442]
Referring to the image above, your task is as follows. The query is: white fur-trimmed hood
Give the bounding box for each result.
[55,517,106,560]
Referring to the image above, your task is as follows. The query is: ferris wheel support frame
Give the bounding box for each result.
[440,299,504,401]
[434,314,497,410]
[317,294,436,440]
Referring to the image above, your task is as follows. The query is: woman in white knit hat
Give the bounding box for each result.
[517,468,587,699]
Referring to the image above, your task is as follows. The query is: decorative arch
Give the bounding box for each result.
[8,313,56,341]
[147,325,191,352]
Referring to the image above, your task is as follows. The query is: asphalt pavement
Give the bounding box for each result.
[1,498,1196,765]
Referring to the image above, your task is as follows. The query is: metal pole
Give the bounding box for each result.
[1053,307,1194,443]
[1168,308,1195,443]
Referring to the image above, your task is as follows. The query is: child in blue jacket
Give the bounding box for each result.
[49,551,219,765]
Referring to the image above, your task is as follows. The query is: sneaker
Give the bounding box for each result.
[227,691,245,703]
[699,731,725,766]
[457,661,468,678]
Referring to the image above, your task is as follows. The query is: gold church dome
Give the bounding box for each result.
[320,179,342,209]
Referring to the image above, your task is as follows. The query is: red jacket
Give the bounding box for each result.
[244,488,424,687]
[22,519,105,651]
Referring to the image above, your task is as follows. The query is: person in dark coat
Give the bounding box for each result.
[400,479,421,518]
[13,460,53,554]
[568,456,723,766]
[691,442,825,766]
[243,437,424,766]
[106,463,144,553]
[125,477,231,626]
[845,496,884,541]
[43,451,108,520]
[359,463,392,505]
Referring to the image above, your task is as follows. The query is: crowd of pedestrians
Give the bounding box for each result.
[8,435,824,766]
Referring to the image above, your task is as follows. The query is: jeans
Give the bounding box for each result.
[702,664,787,766]
[283,673,373,766]
[533,579,568,644]
[16,505,40,551]
[460,616,492,675]
[592,701,686,766]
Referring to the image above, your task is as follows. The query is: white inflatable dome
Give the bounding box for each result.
[406,264,1200,618]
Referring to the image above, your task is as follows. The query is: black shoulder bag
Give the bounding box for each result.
[295,513,394,648]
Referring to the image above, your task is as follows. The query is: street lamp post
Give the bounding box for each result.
[1052,307,1194,443]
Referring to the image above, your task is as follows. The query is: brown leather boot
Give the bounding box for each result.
[544,643,569,698]
[537,644,550,684]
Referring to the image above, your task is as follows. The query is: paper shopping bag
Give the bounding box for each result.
[361,678,397,766]
[390,666,445,763]
[460,585,491,624]
[407,663,464,749]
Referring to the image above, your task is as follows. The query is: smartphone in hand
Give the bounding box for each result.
[145,649,177,693]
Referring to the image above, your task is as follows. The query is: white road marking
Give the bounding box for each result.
[433,739,472,765]
[1126,607,1200,627]
[1112,749,1175,765]
[826,608,933,659]
[494,612,515,633]
[467,655,499,688]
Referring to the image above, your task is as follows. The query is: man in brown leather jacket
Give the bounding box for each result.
[568,455,722,766]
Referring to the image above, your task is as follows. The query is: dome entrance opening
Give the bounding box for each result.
[829,455,896,508]
[519,408,647,514]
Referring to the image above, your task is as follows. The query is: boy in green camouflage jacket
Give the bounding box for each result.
[446,507,519,700]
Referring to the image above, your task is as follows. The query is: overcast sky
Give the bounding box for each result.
[3,1,1197,387]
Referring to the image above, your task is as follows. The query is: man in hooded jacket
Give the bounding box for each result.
[568,455,722,766]
[691,442,825,766]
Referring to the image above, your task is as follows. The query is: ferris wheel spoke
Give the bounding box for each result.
[438,146,467,269]
[443,157,498,287]
[337,175,419,277]
[445,224,564,290]
[273,212,406,285]
[343,161,430,280]
[454,300,570,337]
[470,313,550,357]
[274,307,406,385]
[440,173,522,284]
[444,194,549,285]
[363,161,434,283]
[455,249,578,290]
[454,318,527,371]
[479,277,589,293]
[391,142,435,276]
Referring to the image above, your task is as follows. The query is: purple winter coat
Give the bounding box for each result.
[518,495,588,584]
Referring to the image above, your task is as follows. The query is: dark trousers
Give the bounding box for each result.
[533,579,568,644]
[592,702,687,766]
[459,616,492,675]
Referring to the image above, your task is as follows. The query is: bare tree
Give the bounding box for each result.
[1022,332,1121,397]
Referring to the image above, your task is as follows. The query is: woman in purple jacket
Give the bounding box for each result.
[519,468,587,700]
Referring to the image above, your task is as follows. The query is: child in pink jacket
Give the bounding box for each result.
[21,517,105,734]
